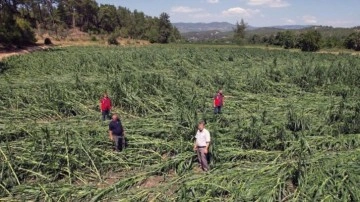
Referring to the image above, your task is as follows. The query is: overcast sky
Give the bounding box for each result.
[97,0,359,27]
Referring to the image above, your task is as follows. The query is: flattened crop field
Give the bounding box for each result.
[0,45,360,201]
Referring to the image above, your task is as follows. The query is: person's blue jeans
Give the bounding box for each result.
[214,106,222,114]
[102,110,111,121]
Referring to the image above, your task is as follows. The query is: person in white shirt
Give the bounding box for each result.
[193,120,210,171]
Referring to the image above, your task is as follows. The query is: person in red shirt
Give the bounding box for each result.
[100,93,112,121]
[213,89,224,114]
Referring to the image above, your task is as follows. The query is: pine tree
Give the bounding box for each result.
[233,19,247,45]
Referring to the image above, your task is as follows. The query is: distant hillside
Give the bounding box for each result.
[181,30,232,42]
[178,22,356,42]
[271,25,311,30]
[173,22,235,33]
[173,22,311,34]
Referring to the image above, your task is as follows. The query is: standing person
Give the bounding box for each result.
[100,93,112,121]
[193,120,211,172]
[109,114,125,152]
[213,89,224,114]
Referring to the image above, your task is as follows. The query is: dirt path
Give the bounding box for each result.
[0,45,51,61]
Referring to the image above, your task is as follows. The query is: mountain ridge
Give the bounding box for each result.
[173,22,311,33]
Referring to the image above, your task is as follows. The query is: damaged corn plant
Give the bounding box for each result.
[0,45,360,201]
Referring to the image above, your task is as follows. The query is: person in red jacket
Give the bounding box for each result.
[213,89,224,114]
[100,93,112,121]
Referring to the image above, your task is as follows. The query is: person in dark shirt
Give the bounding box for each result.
[109,114,125,152]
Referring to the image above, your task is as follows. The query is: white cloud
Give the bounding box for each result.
[170,6,213,21]
[285,18,295,24]
[247,0,290,8]
[171,6,203,13]
[207,0,219,3]
[222,7,260,17]
[189,12,213,19]
[303,15,317,24]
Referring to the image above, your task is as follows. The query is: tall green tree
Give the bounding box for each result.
[233,19,247,45]
[116,6,132,37]
[170,25,181,42]
[0,0,36,48]
[97,4,118,33]
[55,0,97,31]
[73,0,98,31]
[145,16,159,43]
[158,12,171,43]
[56,0,77,28]
[18,0,60,30]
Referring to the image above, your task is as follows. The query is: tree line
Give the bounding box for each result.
[219,19,360,52]
[0,0,181,48]
[247,28,360,52]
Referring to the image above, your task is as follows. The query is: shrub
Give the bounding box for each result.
[90,36,97,41]
[298,30,322,52]
[0,17,36,48]
[15,18,37,45]
[44,38,52,45]
[107,35,119,45]
[344,32,360,51]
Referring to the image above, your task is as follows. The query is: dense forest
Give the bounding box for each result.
[0,0,181,47]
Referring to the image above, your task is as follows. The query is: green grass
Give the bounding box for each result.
[0,45,360,201]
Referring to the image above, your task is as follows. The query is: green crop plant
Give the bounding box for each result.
[0,45,360,201]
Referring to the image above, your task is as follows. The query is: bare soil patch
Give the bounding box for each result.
[140,176,164,188]
[0,45,51,61]
[0,28,150,61]
[0,39,150,62]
